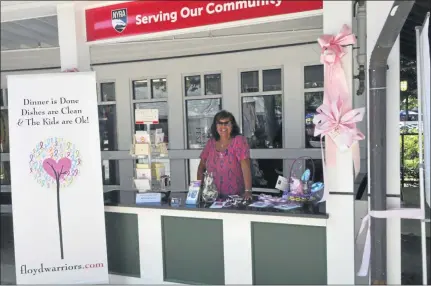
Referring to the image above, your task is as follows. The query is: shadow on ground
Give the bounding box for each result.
[401,234,431,285]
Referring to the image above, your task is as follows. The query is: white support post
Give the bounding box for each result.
[323,2,355,284]
[57,3,91,71]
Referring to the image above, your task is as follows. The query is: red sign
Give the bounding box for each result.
[86,0,322,42]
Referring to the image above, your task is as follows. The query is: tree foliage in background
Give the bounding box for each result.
[400,59,420,186]
[400,59,418,111]
[400,128,421,186]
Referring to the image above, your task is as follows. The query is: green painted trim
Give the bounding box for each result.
[105,212,141,278]
[161,216,225,285]
[251,222,327,285]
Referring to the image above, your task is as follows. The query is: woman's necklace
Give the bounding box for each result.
[219,139,230,149]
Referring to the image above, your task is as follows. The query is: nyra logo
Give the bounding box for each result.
[111,8,128,33]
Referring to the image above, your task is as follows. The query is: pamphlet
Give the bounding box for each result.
[135,131,151,144]
[186,181,201,205]
[134,179,151,192]
[249,201,273,208]
[210,201,226,209]
[273,204,301,211]
[136,168,151,180]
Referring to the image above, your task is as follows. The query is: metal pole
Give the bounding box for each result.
[369,64,387,284]
[368,1,414,284]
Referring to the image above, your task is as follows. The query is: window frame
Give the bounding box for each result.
[238,66,284,149]
[182,71,223,149]
[237,66,285,193]
[129,75,170,182]
[301,64,325,149]
[130,75,169,135]
[96,81,120,186]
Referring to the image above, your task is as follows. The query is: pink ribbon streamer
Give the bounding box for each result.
[357,208,425,276]
[62,68,79,72]
[313,25,365,192]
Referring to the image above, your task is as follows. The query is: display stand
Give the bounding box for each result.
[131,109,169,201]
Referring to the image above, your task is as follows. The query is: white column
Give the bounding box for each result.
[323,1,355,284]
[57,3,91,71]
[366,2,401,284]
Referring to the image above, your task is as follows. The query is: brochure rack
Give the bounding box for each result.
[131,109,169,193]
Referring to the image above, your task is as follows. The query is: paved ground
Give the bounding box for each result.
[401,233,431,285]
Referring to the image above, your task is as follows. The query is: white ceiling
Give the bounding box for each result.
[1,15,59,51]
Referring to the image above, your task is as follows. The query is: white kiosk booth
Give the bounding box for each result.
[1,0,427,285]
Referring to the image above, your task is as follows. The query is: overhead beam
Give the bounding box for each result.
[0,29,43,47]
[6,21,59,46]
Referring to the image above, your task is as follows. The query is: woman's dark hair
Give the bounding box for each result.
[210,110,241,140]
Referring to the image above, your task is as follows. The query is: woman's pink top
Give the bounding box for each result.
[200,135,250,196]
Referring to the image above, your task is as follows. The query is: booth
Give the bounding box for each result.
[104,190,327,285]
[2,0,421,285]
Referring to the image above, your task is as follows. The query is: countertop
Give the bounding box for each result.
[104,190,328,219]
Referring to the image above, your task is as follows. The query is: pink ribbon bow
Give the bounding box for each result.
[313,97,365,149]
[318,24,356,107]
[314,25,364,200]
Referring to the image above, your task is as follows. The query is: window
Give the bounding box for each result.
[204,74,222,95]
[100,82,116,101]
[186,99,222,149]
[151,78,168,99]
[97,82,118,151]
[241,71,259,93]
[262,69,282,91]
[185,75,202,97]
[132,77,170,183]
[0,89,9,153]
[305,159,324,183]
[102,160,120,185]
[134,102,169,142]
[0,161,11,185]
[304,65,324,88]
[132,80,149,100]
[184,73,222,149]
[303,65,324,148]
[252,159,283,190]
[132,77,169,142]
[241,68,283,149]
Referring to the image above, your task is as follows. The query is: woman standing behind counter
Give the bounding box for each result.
[197,110,253,199]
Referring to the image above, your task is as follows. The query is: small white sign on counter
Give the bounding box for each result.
[135,109,159,124]
[136,193,162,204]
[275,175,288,191]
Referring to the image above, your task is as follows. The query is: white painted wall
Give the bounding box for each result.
[92,42,322,187]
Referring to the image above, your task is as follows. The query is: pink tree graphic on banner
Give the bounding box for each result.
[29,138,81,259]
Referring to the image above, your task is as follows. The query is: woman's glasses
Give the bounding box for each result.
[217,121,231,126]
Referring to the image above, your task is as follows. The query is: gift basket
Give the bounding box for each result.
[284,156,324,203]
